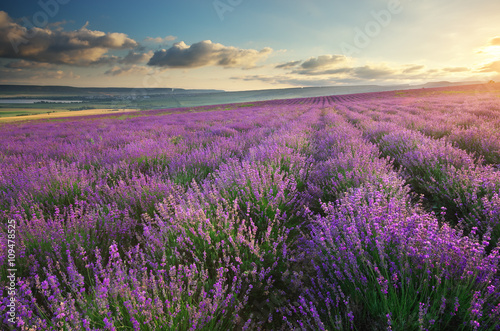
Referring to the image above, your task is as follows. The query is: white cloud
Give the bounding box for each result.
[144,36,177,43]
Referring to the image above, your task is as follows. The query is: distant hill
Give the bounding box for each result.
[0,81,489,110]
[0,85,223,98]
[422,81,484,88]
[0,81,484,99]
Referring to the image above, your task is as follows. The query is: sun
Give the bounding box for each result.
[481,46,500,59]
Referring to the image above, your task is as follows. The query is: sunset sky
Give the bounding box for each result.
[1,0,499,91]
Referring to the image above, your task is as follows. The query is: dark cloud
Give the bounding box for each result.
[300,55,347,70]
[280,54,349,75]
[0,11,138,66]
[352,65,396,79]
[0,66,79,82]
[293,67,352,76]
[290,63,396,79]
[276,56,446,81]
[147,40,272,69]
[273,54,475,83]
[402,65,425,74]
[275,60,301,69]
[234,61,470,86]
[4,59,53,69]
[275,54,349,75]
[119,50,153,65]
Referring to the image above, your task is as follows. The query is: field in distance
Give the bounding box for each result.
[0,81,486,122]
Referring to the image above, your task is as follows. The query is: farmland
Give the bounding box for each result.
[0,83,465,122]
[1,83,500,330]
[0,109,140,123]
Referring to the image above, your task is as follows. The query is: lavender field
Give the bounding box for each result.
[1,84,500,330]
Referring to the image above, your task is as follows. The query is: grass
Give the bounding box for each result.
[0,108,57,117]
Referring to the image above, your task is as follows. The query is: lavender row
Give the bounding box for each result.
[0,105,323,329]
[346,95,500,164]
[282,108,500,330]
[336,101,500,244]
[0,104,309,321]
[300,176,500,330]
[0,104,306,218]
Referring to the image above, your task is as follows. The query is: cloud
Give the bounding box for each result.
[147,40,272,69]
[293,67,353,76]
[4,59,53,69]
[145,36,177,43]
[273,54,453,82]
[235,60,474,87]
[0,11,138,66]
[119,50,153,64]
[488,37,500,46]
[275,54,349,75]
[105,65,152,76]
[289,61,397,79]
[273,55,476,84]
[35,70,80,80]
[0,66,80,81]
[0,11,10,28]
[232,74,354,87]
[402,65,425,74]
[480,61,500,73]
[352,65,396,79]
[442,67,469,73]
[275,60,301,69]
[300,55,347,70]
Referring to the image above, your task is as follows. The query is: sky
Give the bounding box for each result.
[0,0,499,91]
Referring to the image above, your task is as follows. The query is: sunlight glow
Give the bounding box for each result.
[481,46,500,59]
